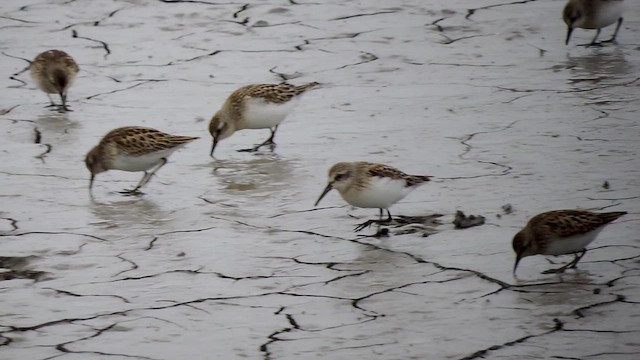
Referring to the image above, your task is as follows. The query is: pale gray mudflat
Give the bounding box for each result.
[1,1,639,359]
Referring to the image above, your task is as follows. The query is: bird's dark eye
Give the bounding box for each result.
[334,174,345,181]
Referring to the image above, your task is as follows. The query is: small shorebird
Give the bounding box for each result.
[512,209,627,275]
[314,162,431,232]
[85,126,198,194]
[30,50,79,111]
[563,0,624,45]
[208,82,318,156]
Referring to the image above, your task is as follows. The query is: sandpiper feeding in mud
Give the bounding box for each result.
[208,82,319,156]
[85,126,198,195]
[30,49,79,112]
[563,0,624,46]
[314,162,431,233]
[512,209,627,275]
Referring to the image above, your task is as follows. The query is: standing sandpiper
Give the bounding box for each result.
[512,209,627,275]
[314,162,431,232]
[208,82,319,156]
[563,0,624,46]
[85,126,198,195]
[30,50,79,111]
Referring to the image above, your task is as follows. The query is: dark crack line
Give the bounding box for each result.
[2,52,31,87]
[0,105,20,115]
[33,126,42,143]
[71,29,110,58]
[439,33,493,45]
[268,205,345,219]
[0,170,75,180]
[144,236,158,251]
[85,79,167,100]
[0,231,107,241]
[496,77,640,94]
[167,50,220,65]
[335,51,378,70]
[466,0,538,20]
[233,3,249,18]
[0,15,38,23]
[430,17,447,32]
[2,292,279,333]
[331,10,399,21]
[35,144,52,162]
[158,0,239,4]
[0,217,18,231]
[352,275,460,313]
[43,287,130,303]
[572,294,626,318]
[460,318,563,360]
[113,254,139,277]
[440,121,518,179]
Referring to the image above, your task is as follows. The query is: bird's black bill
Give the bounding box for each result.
[314,184,333,206]
[513,255,522,275]
[88,174,95,192]
[565,27,574,45]
[210,139,218,157]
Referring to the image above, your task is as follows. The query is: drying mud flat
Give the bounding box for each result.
[1,0,639,359]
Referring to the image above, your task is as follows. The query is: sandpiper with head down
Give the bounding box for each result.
[512,209,626,275]
[85,126,198,195]
[30,49,79,111]
[563,0,624,46]
[314,162,431,233]
[208,82,319,156]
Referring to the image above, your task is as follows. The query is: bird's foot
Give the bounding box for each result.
[237,141,276,153]
[541,265,572,274]
[119,188,145,196]
[578,42,604,47]
[354,219,391,232]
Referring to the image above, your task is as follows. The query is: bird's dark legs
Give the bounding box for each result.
[120,158,168,195]
[541,250,587,274]
[354,209,393,232]
[59,92,71,112]
[237,126,279,152]
[602,17,623,43]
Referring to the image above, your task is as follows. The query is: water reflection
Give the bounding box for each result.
[212,154,297,195]
[565,47,630,83]
[89,197,171,230]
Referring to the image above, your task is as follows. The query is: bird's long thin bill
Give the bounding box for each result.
[314,184,333,206]
[565,27,574,45]
[513,256,522,275]
[88,174,95,191]
[210,140,217,157]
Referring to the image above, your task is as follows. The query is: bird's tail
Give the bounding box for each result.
[294,82,320,94]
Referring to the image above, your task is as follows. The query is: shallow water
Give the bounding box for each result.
[1,0,639,359]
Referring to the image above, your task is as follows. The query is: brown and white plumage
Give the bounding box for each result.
[30,50,79,111]
[314,162,431,232]
[85,126,198,194]
[512,209,627,274]
[208,82,319,156]
[563,0,624,45]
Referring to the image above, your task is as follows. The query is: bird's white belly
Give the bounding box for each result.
[111,148,178,172]
[544,229,603,255]
[243,97,296,129]
[341,177,413,209]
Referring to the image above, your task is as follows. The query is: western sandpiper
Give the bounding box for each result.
[563,0,624,45]
[208,82,319,156]
[314,162,431,232]
[30,50,79,111]
[85,126,198,194]
[513,209,627,275]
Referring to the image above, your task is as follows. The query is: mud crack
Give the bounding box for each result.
[71,29,110,58]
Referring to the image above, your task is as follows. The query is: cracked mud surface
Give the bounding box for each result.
[1,0,639,359]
